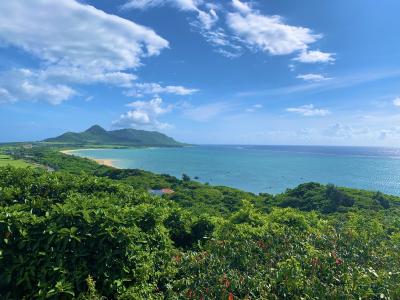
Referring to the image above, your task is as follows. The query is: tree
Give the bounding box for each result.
[182,173,191,182]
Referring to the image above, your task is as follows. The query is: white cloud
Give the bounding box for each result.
[0,87,15,104]
[294,50,335,63]
[227,2,321,56]
[296,73,331,82]
[126,82,199,97]
[0,69,76,105]
[286,104,330,117]
[323,123,353,137]
[231,0,252,14]
[0,0,169,103]
[393,97,400,107]
[122,0,200,11]
[123,0,219,31]
[124,0,245,58]
[113,96,172,130]
[193,26,243,57]
[197,9,219,30]
[246,103,263,112]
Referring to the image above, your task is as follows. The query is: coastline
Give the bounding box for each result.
[60,149,120,169]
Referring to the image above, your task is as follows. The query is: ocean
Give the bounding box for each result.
[70,145,400,195]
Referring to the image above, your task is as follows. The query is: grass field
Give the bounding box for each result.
[0,154,32,168]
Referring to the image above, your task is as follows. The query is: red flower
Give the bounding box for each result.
[173,255,182,263]
[225,280,230,288]
[311,258,320,267]
[335,258,343,265]
[186,289,193,299]
[228,292,234,300]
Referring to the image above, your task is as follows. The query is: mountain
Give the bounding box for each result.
[44,125,184,147]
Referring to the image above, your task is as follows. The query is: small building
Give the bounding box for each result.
[149,188,175,196]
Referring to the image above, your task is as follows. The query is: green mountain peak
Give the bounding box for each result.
[44,125,184,147]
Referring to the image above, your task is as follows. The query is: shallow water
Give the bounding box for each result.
[71,145,400,195]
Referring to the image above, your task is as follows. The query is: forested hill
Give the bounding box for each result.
[1,146,400,299]
[43,125,184,147]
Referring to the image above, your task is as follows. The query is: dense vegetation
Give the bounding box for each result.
[1,145,399,299]
[43,125,184,147]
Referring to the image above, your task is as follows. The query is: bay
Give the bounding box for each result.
[70,145,400,195]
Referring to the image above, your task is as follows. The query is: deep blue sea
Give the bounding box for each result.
[71,145,400,195]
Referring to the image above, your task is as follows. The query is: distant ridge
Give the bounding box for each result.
[44,125,184,147]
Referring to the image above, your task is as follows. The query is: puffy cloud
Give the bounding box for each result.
[126,82,199,97]
[393,97,400,107]
[122,0,334,62]
[0,0,169,103]
[294,50,335,63]
[286,104,330,117]
[0,69,76,105]
[124,0,245,58]
[113,96,172,130]
[296,73,331,82]
[227,2,320,56]
[231,0,252,14]
[226,1,335,62]
[0,0,168,71]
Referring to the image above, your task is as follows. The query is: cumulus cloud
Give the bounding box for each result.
[124,0,245,58]
[227,1,321,56]
[231,0,252,14]
[393,97,400,107]
[0,69,76,105]
[296,73,331,82]
[126,82,199,97]
[122,0,335,61]
[113,96,172,130]
[286,104,330,117]
[294,50,335,63]
[0,0,169,104]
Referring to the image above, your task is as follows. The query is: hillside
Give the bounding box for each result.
[1,146,400,298]
[43,125,184,147]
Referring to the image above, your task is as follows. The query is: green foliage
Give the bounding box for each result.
[1,146,400,299]
[182,173,191,182]
[0,167,181,298]
[172,206,400,299]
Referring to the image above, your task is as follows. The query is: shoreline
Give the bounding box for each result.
[60,149,120,169]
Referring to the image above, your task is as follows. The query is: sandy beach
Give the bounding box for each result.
[92,159,118,168]
[61,149,120,168]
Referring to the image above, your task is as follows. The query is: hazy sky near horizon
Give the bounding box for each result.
[1,0,400,146]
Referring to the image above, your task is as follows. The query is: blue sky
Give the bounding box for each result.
[1,0,400,146]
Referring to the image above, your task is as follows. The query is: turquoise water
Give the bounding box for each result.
[71,145,400,195]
